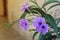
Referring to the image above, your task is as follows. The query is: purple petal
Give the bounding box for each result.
[33,17,46,27]
[36,24,49,35]
[24,25,29,31]
[22,3,29,11]
[41,24,49,35]
[36,26,42,32]
[42,28,48,35]
[19,19,29,31]
[40,17,45,23]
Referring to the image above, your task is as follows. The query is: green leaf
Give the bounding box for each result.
[58,27,60,32]
[47,4,60,11]
[44,32,54,40]
[42,0,60,7]
[38,33,44,40]
[46,35,52,40]
[33,32,38,40]
[43,14,58,37]
[38,32,53,40]
[29,5,38,8]
[42,7,46,12]
[20,11,28,19]
[29,29,36,31]
[29,0,40,8]
[58,33,60,38]
[48,0,58,1]
[29,0,36,5]
[29,8,45,15]
[56,17,60,25]
[29,8,41,16]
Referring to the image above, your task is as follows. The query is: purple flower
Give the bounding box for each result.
[19,19,29,31]
[36,24,49,35]
[33,17,45,27]
[22,3,29,11]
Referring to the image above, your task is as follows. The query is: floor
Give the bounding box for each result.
[0,16,26,40]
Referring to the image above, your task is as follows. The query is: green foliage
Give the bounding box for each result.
[44,32,53,40]
[42,7,46,12]
[42,0,60,8]
[29,29,36,31]
[43,14,58,37]
[42,0,60,12]
[38,33,44,40]
[56,17,60,25]
[29,5,39,8]
[18,0,60,40]
[33,32,38,40]
[47,4,60,11]
[2,23,12,29]
[29,0,40,8]
[20,11,29,19]
[28,8,58,40]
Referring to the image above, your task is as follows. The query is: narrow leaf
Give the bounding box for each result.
[42,0,60,7]
[33,32,38,40]
[42,7,46,12]
[47,4,60,11]
[29,0,40,8]
[56,17,60,25]
[29,29,36,31]
[20,11,28,19]
[43,14,58,37]
[48,0,58,1]
[29,5,38,8]
[44,32,54,40]
[38,33,44,40]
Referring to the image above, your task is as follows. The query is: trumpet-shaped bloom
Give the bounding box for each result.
[33,17,49,35]
[19,19,29,31]
[22,3,29,11]
[33,17,45,27]
[36,24,49,35]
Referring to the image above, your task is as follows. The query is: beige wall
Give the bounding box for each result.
[0,0,4,16]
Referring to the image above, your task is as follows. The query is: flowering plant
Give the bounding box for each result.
[3,0,60,40]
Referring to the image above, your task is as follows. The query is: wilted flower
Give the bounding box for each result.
[22,3,29,11]
[19,19,29,31]
[33,17,45,27]
[36,24,49,35]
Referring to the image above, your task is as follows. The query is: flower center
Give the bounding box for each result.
[39,22,42,25]
[42,26,45,28]
[25,23,27,25]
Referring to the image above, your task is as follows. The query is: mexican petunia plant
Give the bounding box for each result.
[3,0,60,40]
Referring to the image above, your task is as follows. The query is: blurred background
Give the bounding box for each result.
[0,0,36,40]
[0,0,60,40]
